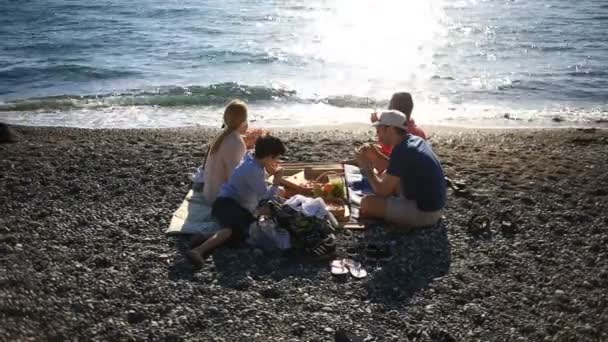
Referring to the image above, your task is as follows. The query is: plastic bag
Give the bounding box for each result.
[247,217,291,251]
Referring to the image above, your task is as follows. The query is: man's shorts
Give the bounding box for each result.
[386,196,443,227]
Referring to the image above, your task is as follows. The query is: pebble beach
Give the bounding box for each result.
[1,125,607,341]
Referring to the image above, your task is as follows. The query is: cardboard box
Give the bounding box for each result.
[277,163,349,222]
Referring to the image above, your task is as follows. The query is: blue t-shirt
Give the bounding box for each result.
[218,152,279,214]
[386,135,446,211]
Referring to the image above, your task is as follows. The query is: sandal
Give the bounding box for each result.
[342,259,367,279]
[330,260,349,275]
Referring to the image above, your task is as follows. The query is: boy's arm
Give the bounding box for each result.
[249,167,281,203]
[255,172,282,216]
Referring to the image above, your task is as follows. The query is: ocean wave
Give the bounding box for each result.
[0,83,298,112]
[0,83,393,112]
[203,50,284,65]
[565,70,608,78]
[322,95,385,109]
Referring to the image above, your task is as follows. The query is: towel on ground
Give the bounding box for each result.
[165,190,221,235]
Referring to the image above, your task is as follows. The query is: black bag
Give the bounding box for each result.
[263,199,336,257]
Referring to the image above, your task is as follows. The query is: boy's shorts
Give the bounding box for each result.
[386,196,442,228]
[212,197,256,242]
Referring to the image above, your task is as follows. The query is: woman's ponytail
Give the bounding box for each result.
[208,99,248,155]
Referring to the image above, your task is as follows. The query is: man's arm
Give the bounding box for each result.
[361,163,400,197]
[371,145,390,174]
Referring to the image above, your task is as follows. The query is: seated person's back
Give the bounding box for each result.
[201,100,248,204]
[388,135,446,212]
[203,129,246,203]
[358,110,445,228]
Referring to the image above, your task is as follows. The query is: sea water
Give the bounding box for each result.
[1,0,606,128]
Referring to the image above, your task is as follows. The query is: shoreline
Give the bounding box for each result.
[1,125,607,341]
[4,122,608,134]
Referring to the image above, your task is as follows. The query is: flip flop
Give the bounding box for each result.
[330,259,349,275]
[342,259,367,279]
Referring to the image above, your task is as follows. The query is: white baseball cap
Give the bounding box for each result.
[372,110,408,130]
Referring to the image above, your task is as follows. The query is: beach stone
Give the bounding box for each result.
[127,310,146,324]
[554,290,569,302]
[2,126,607,342]
[260,287,282,299]
[0,123,19,143]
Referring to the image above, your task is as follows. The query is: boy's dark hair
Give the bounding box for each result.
[254,135,286,159]
[388,92,414,120]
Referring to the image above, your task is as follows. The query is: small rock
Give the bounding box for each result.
[127,310,146,324]
[554,289,568,302]
[0,123,19,143]
[260,287,282,299]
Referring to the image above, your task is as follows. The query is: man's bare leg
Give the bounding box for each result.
[360,195,388,219]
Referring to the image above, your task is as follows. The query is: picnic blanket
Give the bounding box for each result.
[343,164,374,206]
[342,164,375,226]
[165,190,221,235]
[166,165,371,234]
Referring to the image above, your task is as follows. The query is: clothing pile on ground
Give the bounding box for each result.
[254,197,338,258]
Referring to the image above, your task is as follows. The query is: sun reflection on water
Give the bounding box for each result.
[279,0,449,99]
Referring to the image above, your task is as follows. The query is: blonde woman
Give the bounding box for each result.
[198,100,249,205]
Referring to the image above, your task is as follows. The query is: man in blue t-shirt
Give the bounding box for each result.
[356,110,446,227]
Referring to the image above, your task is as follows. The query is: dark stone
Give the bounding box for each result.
[127,310,146,324]
[334,329,364,342]
[500,220,518,236]
[260,287,282,299]
[93,256,113,268]
[0,123,18,143]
